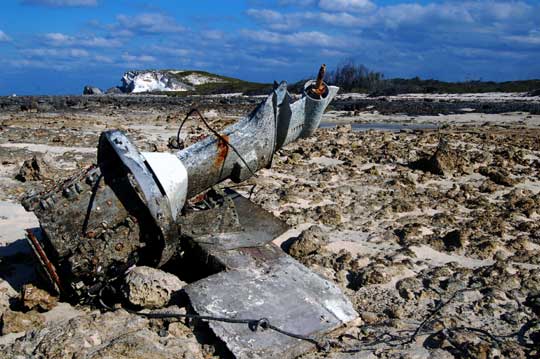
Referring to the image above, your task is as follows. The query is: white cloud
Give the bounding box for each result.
[0,30,11,42]
[248,1,536,31]
[9,59,51,69]
[94,54,114,63]
[505,30,540,45]
[373,3,475,29]
[21,0,97,7]
[248,8,365,29]
[318,0,375,13]
[246,9,283,22]
[116,13,185,34]
[201,30,225,41]
[45,32,71,43]
[278,0,316,6]
[121,53,157,63]
[453,46,530,60]
[319,12,366,27]
[44,32,122,47]
[469,1,532,21]
[80,37,121,47]
[150,45,197,57]
[242,30,345,48]
[247,9,362,30]
[22,48,90,58]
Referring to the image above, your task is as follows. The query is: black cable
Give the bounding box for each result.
[95,277,325,350]
[130,309,326,350]
[176,108,257,177]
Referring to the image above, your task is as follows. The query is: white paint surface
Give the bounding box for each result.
[142,152,188,219]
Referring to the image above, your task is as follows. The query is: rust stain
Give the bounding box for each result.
[239,246,281,262]
[314,64,326,95]
[214,134,230,169]
[26,229,63,294]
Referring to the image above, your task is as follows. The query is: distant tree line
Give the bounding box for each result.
[326,59,385,92]
[288,58,540,95]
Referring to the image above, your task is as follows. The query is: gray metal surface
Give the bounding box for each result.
[98,130,178,266]
[182,190,357,359]
[186,254,357,359]
[178,81,339,198]
[181,190,290,252]
[22,166,148,299]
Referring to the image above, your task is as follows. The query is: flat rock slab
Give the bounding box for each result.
[185,254,357,359]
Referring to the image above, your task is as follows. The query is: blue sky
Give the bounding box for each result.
[0,0,539,95]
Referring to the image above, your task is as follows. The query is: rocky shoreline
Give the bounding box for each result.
[1,92,539,116]
[0,93,539,358]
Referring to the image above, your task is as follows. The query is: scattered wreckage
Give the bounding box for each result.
[21,66,358,358]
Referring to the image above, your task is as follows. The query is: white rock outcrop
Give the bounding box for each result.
[119,70,227,93]
[121,71,194,93]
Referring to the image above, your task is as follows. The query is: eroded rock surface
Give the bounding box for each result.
[288,226,328,259]
[1,309,45,335]
[21,284,58,312]
[122,266,186,309]
[0,309,203,359]
[1,94,540,358]
[16,155,54,182]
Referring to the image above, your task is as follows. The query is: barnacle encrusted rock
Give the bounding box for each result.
[16,155,54,182]
[122,266,186,309]
[1,309,45,335]
[287,226,328,258]
[410,139,463,176]
[0,309,204,359]
[21,284,58,312]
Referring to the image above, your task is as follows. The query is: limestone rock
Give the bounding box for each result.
[122,266,186,309]
[316,205,343,226]
[525,293,540,316]
[410,139,461,176]
[1,309,204,359]
[167,136,183,149]
[120,71,194,93]
[352,264,391,288]
[287,226,328,259]
[396,276,424,300]
[479,166,517,187]
[83,85,103,95]
[0,290,11,317]
[1,309,45,335]
[21,284,58,312]
[105,86,123,94]
[16,155,53,182]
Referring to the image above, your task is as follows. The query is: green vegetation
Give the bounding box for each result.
[370,77,540,96]
[162,70,272,96]
[155,66,540,97]
[291,59,540,96]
